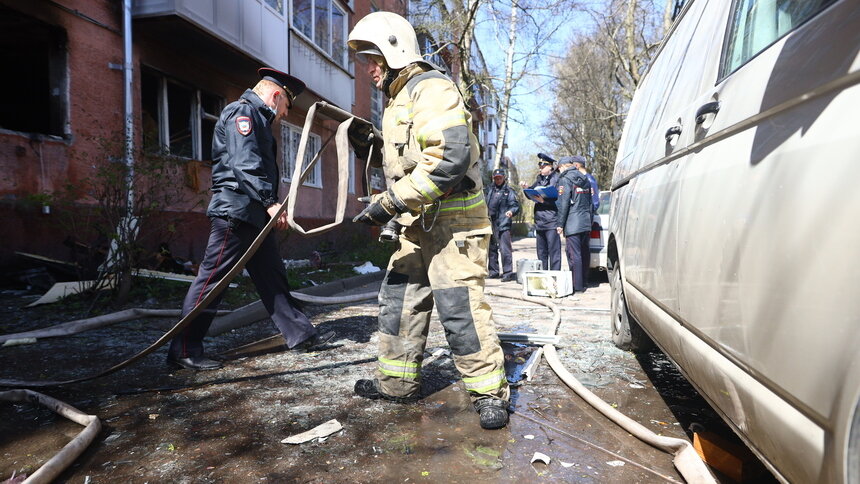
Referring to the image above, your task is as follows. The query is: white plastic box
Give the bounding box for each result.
[516,259,543,284]
[522,270,573,298]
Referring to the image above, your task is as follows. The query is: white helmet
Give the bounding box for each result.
[348,12,423,70]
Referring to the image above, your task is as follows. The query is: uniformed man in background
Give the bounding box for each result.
[556,155,594,293]
[167,68,333,371]
[485,168,520,282]
[348,12,511,429]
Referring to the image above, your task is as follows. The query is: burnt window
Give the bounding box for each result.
[0,7,68,137]
[140,68,222,161]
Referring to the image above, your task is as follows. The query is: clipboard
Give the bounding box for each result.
[523,186,558,203]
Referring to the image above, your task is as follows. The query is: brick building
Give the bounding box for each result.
[0,0,495,276]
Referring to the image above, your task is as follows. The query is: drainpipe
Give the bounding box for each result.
[122,0,134,214]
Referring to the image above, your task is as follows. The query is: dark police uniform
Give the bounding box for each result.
[485,174,520,279]
[168,84,318,363]
[556,166,593,292]
[527,170,561,271]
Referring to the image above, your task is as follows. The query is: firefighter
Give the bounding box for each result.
[347,12,510,429]
[485,168,520,281]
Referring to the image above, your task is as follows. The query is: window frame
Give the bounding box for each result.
[281,121,323,189]
[264,0,285,16]
[291,0,349,68]
[141,69,223,162]
[718,0,837,82]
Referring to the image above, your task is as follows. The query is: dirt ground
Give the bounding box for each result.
[0,236,774,483]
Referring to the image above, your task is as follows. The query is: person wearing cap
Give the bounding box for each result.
[485,168,520,281]
[167,68,333,371]
[556,156,594,293]
[572,156,600,213]
[346,11,511,430]
[520,158,561,271]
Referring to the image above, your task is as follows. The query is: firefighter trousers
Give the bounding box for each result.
[375,218,510,403]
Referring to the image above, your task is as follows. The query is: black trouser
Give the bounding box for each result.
[168,217,316,359]
[488,227,513,277]
[536,228,561,271]
[565,231,590,292]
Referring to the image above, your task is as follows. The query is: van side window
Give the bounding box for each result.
[722,0,836,78]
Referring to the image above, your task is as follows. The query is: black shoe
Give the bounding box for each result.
[167,356,223,371]
[290,331,336,352]
[500,273,517,282]
[474,398,510,429]
[354,379,419,404]
[487,272,500,279]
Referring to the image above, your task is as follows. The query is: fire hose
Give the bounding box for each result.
[0,102,377,389]
[485,288,715,484]
[0,102,384,482]
[1,102,712,482]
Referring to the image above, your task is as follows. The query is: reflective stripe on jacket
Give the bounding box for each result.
[382,63,486,225]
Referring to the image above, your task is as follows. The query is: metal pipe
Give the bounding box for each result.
[122,0,135,219]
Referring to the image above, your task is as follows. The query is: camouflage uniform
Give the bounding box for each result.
[375,63,509,403]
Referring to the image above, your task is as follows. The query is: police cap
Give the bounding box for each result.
[492,168,506,178]
[258,67,306,103]
[559,155,586,167]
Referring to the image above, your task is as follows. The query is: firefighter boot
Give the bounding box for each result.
[354,379,419,404]
[474,397,509,429]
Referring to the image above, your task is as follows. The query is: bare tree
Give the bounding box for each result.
[408,0,484,99]
[542,0,663,187]
[487,0,580,169]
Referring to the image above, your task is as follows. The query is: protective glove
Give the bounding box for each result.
[353,189,406,226]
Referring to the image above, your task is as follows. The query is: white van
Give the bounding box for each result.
[608,1,860,482]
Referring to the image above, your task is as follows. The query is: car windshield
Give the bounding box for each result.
[598,191,611,216]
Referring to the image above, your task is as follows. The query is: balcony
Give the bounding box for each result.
[133,0,289,71]
[289,31,353,110]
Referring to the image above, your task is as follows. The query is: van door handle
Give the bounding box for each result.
[665,125,682,142]
[695,101,721,124]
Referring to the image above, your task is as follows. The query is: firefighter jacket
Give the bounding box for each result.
[527,171,560,231]
[556,168,593,236]
[381,63,487,227]
[485,182,520,233]
[207,89,279,229]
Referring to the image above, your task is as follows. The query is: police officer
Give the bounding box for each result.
[485,168,520,281]
[556,156,593,293]
[347,12,510,429]
[167,68,333,371]
[521,157,561,271]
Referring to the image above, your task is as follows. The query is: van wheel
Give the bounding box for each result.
[610,266,654,353]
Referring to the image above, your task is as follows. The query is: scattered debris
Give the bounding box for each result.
[560,461,575,468]
[521,347,544,381]
[281,419,343,444]
[530,452,551,466]
[523,434,535,440]
[2,470,27,484]
[28,279,115,307]
[497,332,559,345]
[352,261,381,274]
[1,338,37,347]
[133,268,238,287]
[606,460,625,467]
[283,259,313,270]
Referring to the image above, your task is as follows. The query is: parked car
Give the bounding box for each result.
[589,190,611,271]
[608,1,860,482]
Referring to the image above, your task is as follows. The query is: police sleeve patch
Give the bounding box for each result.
[236,116,253,136]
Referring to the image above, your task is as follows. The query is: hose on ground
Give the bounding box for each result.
[486,288,716,484]
[0,390,101,484]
